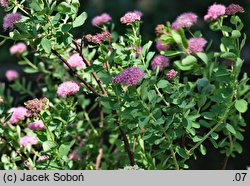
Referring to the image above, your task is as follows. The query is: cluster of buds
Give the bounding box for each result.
[25,97,49,117]
[85,32,112,44]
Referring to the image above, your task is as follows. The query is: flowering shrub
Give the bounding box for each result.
[0,1,249,170]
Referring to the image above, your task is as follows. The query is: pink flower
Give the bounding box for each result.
[68,150,81,160]
[225,4,245,15]
[133,10,143,17]
[188,37,207,54]
[57,81,80,97]
[151,55,170,71]
[19,136,38,147]
[92,33,104,44]
[5,70,19,81]
[28,120,46,130]
[166,69,177,80]
[3,13,22,30]
[102,32,112,39]
[92,13,111,26]
[204,4,226,21]
[0,0,8,7]
[7,106,28,124]
[156,40,171,51]
[120,12,141,24]
[37,155,49,162]
[172,12,198,30]
[66,53,85,69]
[10,42,27,54]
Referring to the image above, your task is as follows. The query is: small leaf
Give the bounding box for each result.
[200,144,206,155]
[196,52,208,64]
[231,30,241,38]
[235,99,248,113]
[157,80,169,89]
[41,37,51,53]
[226,123,236,135]
[174,60,193,71]
[61,23,72,32]
[176,146,189,159]
[182,55,197,66]
[211,132,219,140]
[42,141,57,152]
[73,12,87,28]
[161,50,183,57]
[58,140,75,158]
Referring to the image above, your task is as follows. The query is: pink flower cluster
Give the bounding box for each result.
[37,155,49,162]
[166,69,177,80]
[5,70,19,81]
[66,53,85,69]
[156,40,170,51]
[19,135,38,147]
[3,13,22,30]
[7,106,28,124]
[91,13,111,26]
[151,55,170,71]
[225,4,245,15]
[187,37,207,54]
[0,0,8,7]
[113,67,145,86]
[204,4,226,21]
[91,32,112,44]
[172,12,198,30]
[120,11,141,24]
[57,81,80,97]
[28,120,46,130]
[10,42,27,55]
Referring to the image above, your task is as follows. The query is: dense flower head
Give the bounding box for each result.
[25,97,48,117]
[156,40,171,51]
[7,106,28,124]
[91,32,112,44]
[28,120,46,130]
[3,13,22,30]
[0,0,8,7]
[151,55,170,71]
[133,10,143,17]
[172,12,198,30]
[166,69,178,80]
[91,13,111,26]
[5,70,19,81]
[66,53,85,69]
[225,4,245,15]
[204,4,226,21]
[57,81,80,97]
[10,42,27,54]
[188,37,207,54]
[113,67,145,86]
[37,155,49,162]
[120,11,141,24]
[155,24,165,36]
[19,136,38,147]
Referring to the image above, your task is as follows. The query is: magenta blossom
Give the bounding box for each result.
[156,40,171,51]
[113,67,145,86]
[172,12,198,30]
[0,0,8,7]
[5,70,19,81]
[120,11,141,24]
[204,4,226,21]
[19,136,38,147]
[166,69,177,80]
[188,37,207,54]
[151,55,170,71]
[37,155,49,162]
[10,42,27,55]
[91,13,111,26]
[225,4,245,15]
[7,106,28,124]
[57,81,80,97]
[3,13,22,30]
[28,120,46,130]
[66,53,85,69]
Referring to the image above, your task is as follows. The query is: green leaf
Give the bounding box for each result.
[193,136,203,142]
[58,140,75,158]
[61,23,72,32]
[29,0,44,12]
[42,141,57,152]
[226,124,236,135]
[171,30,182,45]
[235,99,248,113]
[176,146,189,159]
[73,12,87,28]
[157,80,169,89]
[182,55,197,66]
[57,2,71,13]
[174,61,193,71]
[211,132,219,140]
[41,37,51,53]
[200,144,206,155]
[196,52,208,64]
[161,50,183,57]
[231,30,241,38]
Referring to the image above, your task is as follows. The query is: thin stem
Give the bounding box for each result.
[0,34,10,39]
[51,49,101,97]
[154,85,170,107]
[83,110,99,136]
[170,144,180,170]
[22,56,38,70]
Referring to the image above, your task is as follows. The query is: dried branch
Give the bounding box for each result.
[95,148,103,170]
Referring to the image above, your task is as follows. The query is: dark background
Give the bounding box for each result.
[0,0,249,169]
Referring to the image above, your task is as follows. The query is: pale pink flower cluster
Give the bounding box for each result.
[10,42,27,55]
[37,155,49,162]
[7,106,28,124]
[91,13,111,26]
[66,53,85,69]
[204,4,226,21]
[92,32,112,44]
[5,70,19,81]
[172,12,198,30]
[57,81,80,97]
[120,11,141,24]
[19,135,38,147]
[151,55,170,71]
[0,0,8,7]
[166,69,177,80]
[187,37,207,54]
[28,120,46,130]
[156,40,171,51]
